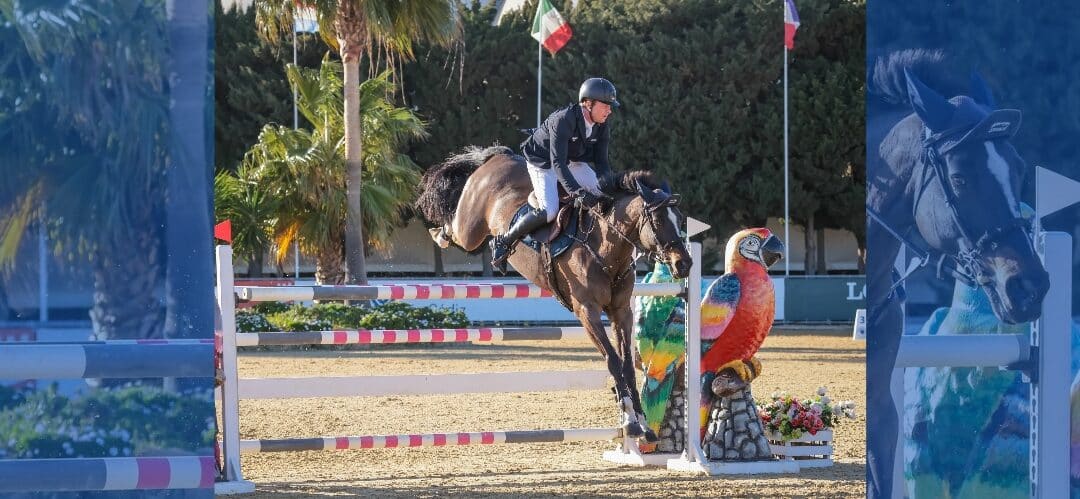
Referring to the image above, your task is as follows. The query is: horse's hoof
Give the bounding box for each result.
[642,427,660,443]
[623,422,660,443]
[623,422,645,438]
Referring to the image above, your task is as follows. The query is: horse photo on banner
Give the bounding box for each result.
[865,3,1080,498]
[0,0,217,496]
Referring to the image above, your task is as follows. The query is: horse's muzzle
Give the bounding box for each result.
[672,258,693,279]
[1000,270,1049,323]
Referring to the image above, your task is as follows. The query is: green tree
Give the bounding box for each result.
[253,0,461,284]
[868,1,1080,190]
[215,0,327,173]
[214,166,280,276]
[786,0,865,273]
[402,2,535,169]
[240,60,425,283]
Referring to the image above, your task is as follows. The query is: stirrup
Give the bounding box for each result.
[490,237,512,273]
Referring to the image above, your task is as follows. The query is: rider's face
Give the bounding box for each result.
[587,100,613,123]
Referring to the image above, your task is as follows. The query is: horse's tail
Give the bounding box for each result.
[415,145,514,227]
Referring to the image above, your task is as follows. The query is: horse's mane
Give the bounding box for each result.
[868,49,970,111]
[415,145,514,226]
[611,170,669,196]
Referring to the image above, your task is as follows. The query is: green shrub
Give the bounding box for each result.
[252,301,289,315]
[236,310,275,333]
[0,384,30,412]
[306,302,367,326]
[358,302,468,330]
[272,316,332,332]
[0,385,214,459]
[239,301,468,335]
[266,305,332,332]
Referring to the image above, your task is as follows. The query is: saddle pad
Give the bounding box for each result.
[510,203,580,259]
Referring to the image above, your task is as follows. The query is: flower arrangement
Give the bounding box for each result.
[757,387,857,441]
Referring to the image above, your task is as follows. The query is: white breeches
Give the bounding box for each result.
[526,161,602,222]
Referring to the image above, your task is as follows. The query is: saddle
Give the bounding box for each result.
[509,190,581,260]
[505,191,582,311]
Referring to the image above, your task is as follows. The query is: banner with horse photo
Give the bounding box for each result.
[0,1,217,496]
[865,2,1080,498]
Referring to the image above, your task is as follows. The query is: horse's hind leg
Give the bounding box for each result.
[428,226,452,249]
[430,211,491,253]
[607,303,658,443]
[575,303,653,441]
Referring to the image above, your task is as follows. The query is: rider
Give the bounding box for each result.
[489,77,620,272]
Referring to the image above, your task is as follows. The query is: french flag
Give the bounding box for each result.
[784,0,800,50]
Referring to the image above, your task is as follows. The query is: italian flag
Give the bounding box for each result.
[532,0,572,55]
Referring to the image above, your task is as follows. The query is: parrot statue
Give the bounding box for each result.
[634,261,686,452]
[699,228,784,436]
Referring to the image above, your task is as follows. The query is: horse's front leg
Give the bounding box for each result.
[607,302,658,443]
[573,302,649,440]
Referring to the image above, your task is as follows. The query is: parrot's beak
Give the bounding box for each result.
[760,235,784,268]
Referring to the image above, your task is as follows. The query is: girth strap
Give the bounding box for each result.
[541,244,573,311]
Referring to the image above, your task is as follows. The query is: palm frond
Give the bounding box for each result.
[0,0,170,268]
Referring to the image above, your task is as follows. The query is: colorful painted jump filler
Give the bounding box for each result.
[627,228,798,473]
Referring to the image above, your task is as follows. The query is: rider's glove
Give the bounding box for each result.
[575,190,614,214]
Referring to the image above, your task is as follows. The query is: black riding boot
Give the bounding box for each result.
[490,208,548,273]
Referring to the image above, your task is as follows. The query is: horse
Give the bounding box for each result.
[415,145,693,441]
[865,49,1050,497]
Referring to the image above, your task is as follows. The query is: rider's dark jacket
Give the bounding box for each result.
[520,103,612,193]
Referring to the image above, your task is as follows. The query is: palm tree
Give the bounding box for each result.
[0,1,176,340]
[253,0,460,284]
[214,167,280,277]
[242,59,425,284]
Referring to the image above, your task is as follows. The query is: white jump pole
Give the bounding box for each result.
[238,370,611,400]
[215,245,255,495]
[894,335,1029,368]
[666,242,711,470]
[1032,231,1070,499]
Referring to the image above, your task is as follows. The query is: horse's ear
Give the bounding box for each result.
[969,72,996,108]
[635,178,650,196]
[905,68,954,133]
[647,188,672,211]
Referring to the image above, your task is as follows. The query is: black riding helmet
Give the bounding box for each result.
[579,77,620,108]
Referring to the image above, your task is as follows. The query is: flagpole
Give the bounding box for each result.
[293,19,301,280]
[537,42,543,128]
[783,46,791,276]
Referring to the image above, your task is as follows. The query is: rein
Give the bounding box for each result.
[570,196,681,286]
[567,205,639,286]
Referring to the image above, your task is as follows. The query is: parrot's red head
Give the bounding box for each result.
[724,228,784,272]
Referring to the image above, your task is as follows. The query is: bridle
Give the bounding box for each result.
[868,127,1031,297]
[574,193,687,283]
[639,196,687,262]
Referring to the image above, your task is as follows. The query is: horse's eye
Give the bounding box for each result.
[950,175,967,188]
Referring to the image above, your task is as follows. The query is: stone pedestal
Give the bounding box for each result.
[653,379,686,453]
[702,385,773,461]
